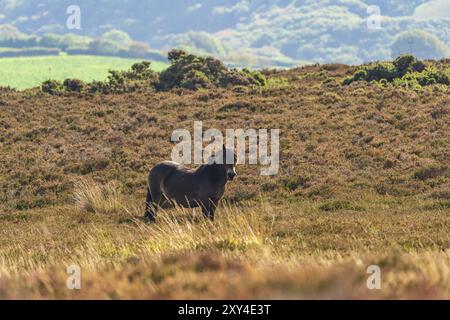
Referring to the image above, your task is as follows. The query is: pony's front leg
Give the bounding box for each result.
[201,199,218,221]
[144,203,157,222]
[200,203,210,220]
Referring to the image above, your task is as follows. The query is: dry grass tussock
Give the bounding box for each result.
[73,178,124,214]
[71,177,273,255]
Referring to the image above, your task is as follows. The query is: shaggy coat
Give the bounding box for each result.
[144,146,237,221]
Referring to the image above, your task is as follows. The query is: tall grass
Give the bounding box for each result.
[0,178,275,278]
[0,178,449,298]
[133,204,274,254]
[73,178,273,253]
[73,178,124,214]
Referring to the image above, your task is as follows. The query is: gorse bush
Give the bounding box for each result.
[158,50,267,90]
[393,54,425,76]
[242,68,267,86]
[40,50,267,94]
[343,54,449,88]
[63,78,86,92]
[366,62,397,82]
[90,61,159,94]
[395,66,450,88]
[42,61,158,95]
[41,79,63,95]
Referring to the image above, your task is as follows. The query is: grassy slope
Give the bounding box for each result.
[0,62,449,298]
[0,55,168,89]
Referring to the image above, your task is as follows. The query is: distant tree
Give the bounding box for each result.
[0,24,38,47]
[101,29,132,45]
[128,41,151,57]
[391,30,450,60]
[0,24,27,40]
[88,38,123,55]
[61,33,91,50]
[183,31,227,56]
[39,33,63,48]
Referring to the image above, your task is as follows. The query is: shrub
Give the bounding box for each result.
[158,50,266,91]
[105,61,158,84]
[353,69,367,81]
[43,61,159,95]
[104,61,159,93]
[242,68,268,86]
[39,52,266,94]
[343,55,449,88]
[128,61,158,80]
[63,78,86,92]
[365,62,397,82]
[88,80,110,94]
[392,54,427,77]
[342,77,353,86]
[393,54,417,77]
[415,67,450,86]
[219,70,254,87]
[379,78,388,86]
[180,70,211,90]
[394,66,450,88]
[0,86,15,93]
[41,79,63,95]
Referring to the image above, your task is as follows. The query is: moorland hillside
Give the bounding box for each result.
[0,55,448,299]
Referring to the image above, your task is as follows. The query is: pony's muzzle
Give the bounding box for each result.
[227,171,236,181]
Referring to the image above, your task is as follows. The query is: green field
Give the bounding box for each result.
[0,55,168,89]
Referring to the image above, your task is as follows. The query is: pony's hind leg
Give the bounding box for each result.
[144,186,167,222]
[208,199,219,221]
[144,188,158,222]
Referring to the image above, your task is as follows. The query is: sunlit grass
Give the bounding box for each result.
[0,179,449,298]
[73,178,124,214]
[0,55,167,89]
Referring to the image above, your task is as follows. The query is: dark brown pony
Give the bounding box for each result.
[144,145,237,222]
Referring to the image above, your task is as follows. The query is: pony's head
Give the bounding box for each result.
[209,144,237,181]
